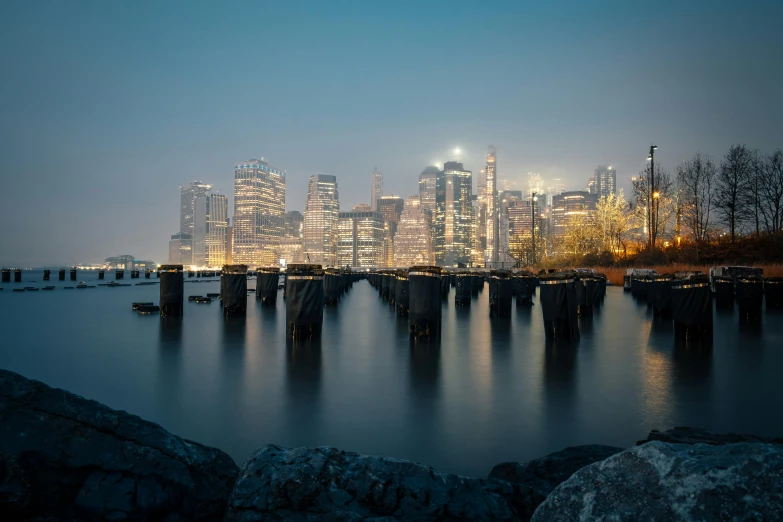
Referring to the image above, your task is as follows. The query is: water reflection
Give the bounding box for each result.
[409,341,441,426]
[543,339,578,447]
[157,317,183,415]
[285,337,322,443]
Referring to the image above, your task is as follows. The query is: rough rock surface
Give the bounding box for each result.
[639,426,783,446]
[225,444,544,521]
[532,441,783,521]
[0,369,238,521]
[489,444,623,497]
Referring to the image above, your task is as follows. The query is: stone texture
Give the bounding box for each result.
[0,369,238,521]
[639,426,783,446]
[532,441,783,522]
[489,444,623,497]
[225,444,544,521]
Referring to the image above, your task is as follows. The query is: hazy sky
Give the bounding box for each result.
[1,0,781,266]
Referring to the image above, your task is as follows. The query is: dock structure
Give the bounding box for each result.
[489,269,512,317]
[395,270,409,316]
[455,272,472,307]
[735,276,764,322]
[671,274,712,344]
[256,267,280,306]
[650,274,675,319]
[324,268,340,306]
[98,270,104,280]
[58,269,65,281]
[285,264,324,339]
[159,265,184,317]
[43,269,50,281]
[221,265,248,317]
[409,266,442,339]
[69,268,77,281]
[14,269,23,283]
[538,271,580,341]
[116,270,124,280]
[513,271,536,306]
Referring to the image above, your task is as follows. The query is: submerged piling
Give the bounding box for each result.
[489,269,512,317]
[455,273,472,306]
[409,266,441,339]
[145,270,151,279]
[159,265,184,317]
[712,277,734,308]
[58,269,65,281]
[14,269,22,283]
[43,269,50,281]
[396,270,409,315]
[221,264,248,316]
[115,270,124,280]
[766,277,783,309]
[285,264,324,339]
[472,274,483,295]
[1,269,9,283]
[98,270,104,280]
[256,267,280,305]
[324,268,340,306]
[513,271,536,306]
[735,276,764,321]
[651,275,675,319]
[440,272,450,299]
[671,275,712,343]
[69,268,76,281]
[539,271,580,341]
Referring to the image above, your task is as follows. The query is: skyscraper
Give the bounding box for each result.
[593,165,617,198]
[233,158,286,266]
[168,233,192,265]
[206,193,228,267]
[418,166,438,215]
[337,209,384,268]
[179,181,212,265]
[551,191,599,237]
[377,196,405,235]
[304,174,340,265]
[434,161,473,266]
[370,168,383,211]
[484,146,498,267]
[394,195,433,267]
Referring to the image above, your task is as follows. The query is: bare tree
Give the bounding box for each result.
[632,164,673,249]
[715,144,754,242]
[677,153,716,260]
[758,150,783,237]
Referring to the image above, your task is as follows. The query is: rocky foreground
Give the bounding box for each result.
[1,369,782,521]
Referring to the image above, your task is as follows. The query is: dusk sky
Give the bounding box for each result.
[1,0,781,266]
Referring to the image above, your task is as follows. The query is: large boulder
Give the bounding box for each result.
[532,441,783,521]
[225,444,544,521]
[639,426,783,446]
[0,369,238,521]
[489,444,623,497]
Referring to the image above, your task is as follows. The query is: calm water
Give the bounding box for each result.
[1,270,782,477]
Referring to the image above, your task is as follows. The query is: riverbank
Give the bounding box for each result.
[2,368,781,521]
[587,263,783,286]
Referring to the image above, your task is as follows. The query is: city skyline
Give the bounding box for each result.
[2,1,781,266]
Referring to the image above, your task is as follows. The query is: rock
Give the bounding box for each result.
[0,369,238,521]
[532,441,783,521]
[489,444,623,497]
[225,444,545,521]
[639,426,783,446]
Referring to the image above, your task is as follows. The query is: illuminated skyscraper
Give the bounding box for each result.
[168,233,192,265]
[370,168,383,211]
[338,209,383,268]
[206,193,228,267]
[484,146,498,267]
[232,158,286,266]
[377,196,404,234]
[593,165,617,198]
[179,181,212,265]
[394,195,433,267]
[304,174,339,265]
[418,166,439,215]
[551,191,598,237]
[434,161,473,266]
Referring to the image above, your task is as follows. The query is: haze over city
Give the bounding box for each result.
[1,0,781,266]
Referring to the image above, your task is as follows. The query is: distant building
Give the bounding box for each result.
[352,203,372,212]
[377,196,404,235]
[551,191,598,237]
[179,181,212,265]
[393,195,433,267]
[169,233,192,265]
[593,165,617,198]
[304,174,340,265]
[370,169,383,211]
[587,176,597,195]
[134,260,156,270]
[284,210,304,238]
[278,237,303,266]
[105,255,135,270]
[484,146,498,267]
[418,166,439,215]
[337,210,384,268]
[206,193,228,267]
[434,161,473,266]
[233,158,286,266]
[225,221,233,265]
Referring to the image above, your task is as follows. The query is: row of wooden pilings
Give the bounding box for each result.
[1,268,160,282]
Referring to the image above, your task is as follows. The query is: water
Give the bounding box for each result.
[1,270,782,477]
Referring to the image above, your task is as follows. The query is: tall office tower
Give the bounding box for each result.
[352,203,371,212]
[233,158,286,266]
[370,168,383,211]
[284,210,304,238]
[179,181,212,265]
[551,191,599,237]
[476,167,488,255]
[418,166,439,214]
[587,176,597,195]
[499,190,524,214]
[470,203,484,267]
[547,179,566,199]
[192,194,209,266]
[594,165,617,198]
[392,196,433,267]
[304,174,340,266]
[434,161,473,266]
[484,146,498,267]
[225,219,233,265]
[377,196,405,235]
[168,233,192,264]
[338,209,384,268]
[206,193,228,267]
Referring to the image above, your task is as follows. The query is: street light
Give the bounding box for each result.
[647,145,659,250]
[531,192,537,266]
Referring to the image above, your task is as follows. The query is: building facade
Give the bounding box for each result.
[393,195,434,267]
[551,191,599,237]
[418,166,438,215]
[304,174,340,266]
[370,169,383,211]
[205,193,228,267]
[168,233,192,265]
[434,161,473,266]
[179,181,212,265]
[278,237,303,266]
[484,146,498,267]
[593,165,617,199]
[337,210,383,268]
[232,158,286,266]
